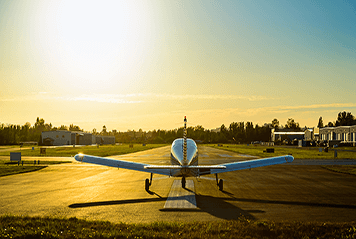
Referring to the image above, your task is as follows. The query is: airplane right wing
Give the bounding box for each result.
[207,155,294,175]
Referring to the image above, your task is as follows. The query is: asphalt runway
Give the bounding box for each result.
[0,146,356,223]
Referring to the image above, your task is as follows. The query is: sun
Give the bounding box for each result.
[34,0,153,92]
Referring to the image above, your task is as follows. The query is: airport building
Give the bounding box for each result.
[42,131,115,146]
[95,136,115,145]
[320,125,356,145]
[42,131,72,146]
[272,125,356,146]
[271,127,319,146]
[271,128,308,142]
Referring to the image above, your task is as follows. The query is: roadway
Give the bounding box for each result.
[0,146,355,223]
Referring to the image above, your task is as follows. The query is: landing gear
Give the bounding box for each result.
[145,173,153,191]
[215,173,223,191]
[182,176,186,188]
[145,178,150,191]
[218,179,223,191]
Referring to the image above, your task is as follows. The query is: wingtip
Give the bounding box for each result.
[74,153,84,162]
[286,155,294,162]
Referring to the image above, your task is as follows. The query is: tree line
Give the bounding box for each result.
[116,122,272,144]
[0,111,355,145]
[0,117,82,145]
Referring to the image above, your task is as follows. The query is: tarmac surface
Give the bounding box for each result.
[0,145,356,223]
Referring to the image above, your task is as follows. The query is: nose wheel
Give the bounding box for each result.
[182,176,186,188]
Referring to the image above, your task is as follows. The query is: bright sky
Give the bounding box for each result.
[1,0,356,132]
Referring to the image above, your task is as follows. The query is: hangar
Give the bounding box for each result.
[41,131,115,146]
[42,131,72,146]
[271,128,319,146]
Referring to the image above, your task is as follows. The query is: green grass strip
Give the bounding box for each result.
[208,144,356,159]
[0,144,167,157]
[0,161,71,177]
[0,215,355,239]
[0,165,46,177]
[322,165,356,176]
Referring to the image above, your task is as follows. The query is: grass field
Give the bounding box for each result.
[0,215,355,239]
[0,144,167,157]
[323,165,356,176]
[0,160,71,177]
[0,165,46,177]
[0,144,167,177]
[2,143,355,159]
[208,144,356,159]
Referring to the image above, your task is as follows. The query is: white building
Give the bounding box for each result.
[320,125,356,145]
[42,131,72,146]
[42,131,115,146]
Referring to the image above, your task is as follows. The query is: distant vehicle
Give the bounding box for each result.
[75,117,294,191]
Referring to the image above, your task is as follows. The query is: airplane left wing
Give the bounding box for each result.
[74,154,172,176]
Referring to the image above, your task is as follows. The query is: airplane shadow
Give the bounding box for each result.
[68,190,356,220]
[193,194,260,220]
[223,195,356,209]
[146,189,163,198]
[68,189,258,220]
[69,197,167,208]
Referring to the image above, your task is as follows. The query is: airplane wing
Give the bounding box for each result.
[75,154,293,176]
[74,154,172,176]
[207,155,294,175]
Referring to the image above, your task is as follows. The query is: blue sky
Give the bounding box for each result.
[1,0,355,131]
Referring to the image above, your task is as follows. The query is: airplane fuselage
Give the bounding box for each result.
[170,138,198,177]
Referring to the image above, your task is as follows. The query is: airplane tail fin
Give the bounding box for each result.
[183,116,187,165]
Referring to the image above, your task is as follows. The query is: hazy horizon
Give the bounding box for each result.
[1,1,355,132]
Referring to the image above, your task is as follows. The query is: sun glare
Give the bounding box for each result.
[35,0,153,92]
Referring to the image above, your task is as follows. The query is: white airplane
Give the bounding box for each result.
[75,117,294,191]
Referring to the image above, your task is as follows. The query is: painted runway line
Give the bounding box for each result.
[164,180,197,209]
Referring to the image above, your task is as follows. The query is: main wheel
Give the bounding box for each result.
[145,178,150,191]
[182,177,186,188]
[218,179,223,191]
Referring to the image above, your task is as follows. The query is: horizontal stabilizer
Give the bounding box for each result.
[144,165,181,169]
[144,165,226,169]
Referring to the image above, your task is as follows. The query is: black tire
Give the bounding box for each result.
[218,179,223,191]
[182,177,186,188]
[145,178,150,191]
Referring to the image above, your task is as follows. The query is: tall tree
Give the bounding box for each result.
[317,117,323,128]
[285,118,301,131]
[59,125,68,130]
[335,111,356,126]
[327,122,334,127]
[271,118,279,129]
[69,124,81,131]
[245,122,254,143]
